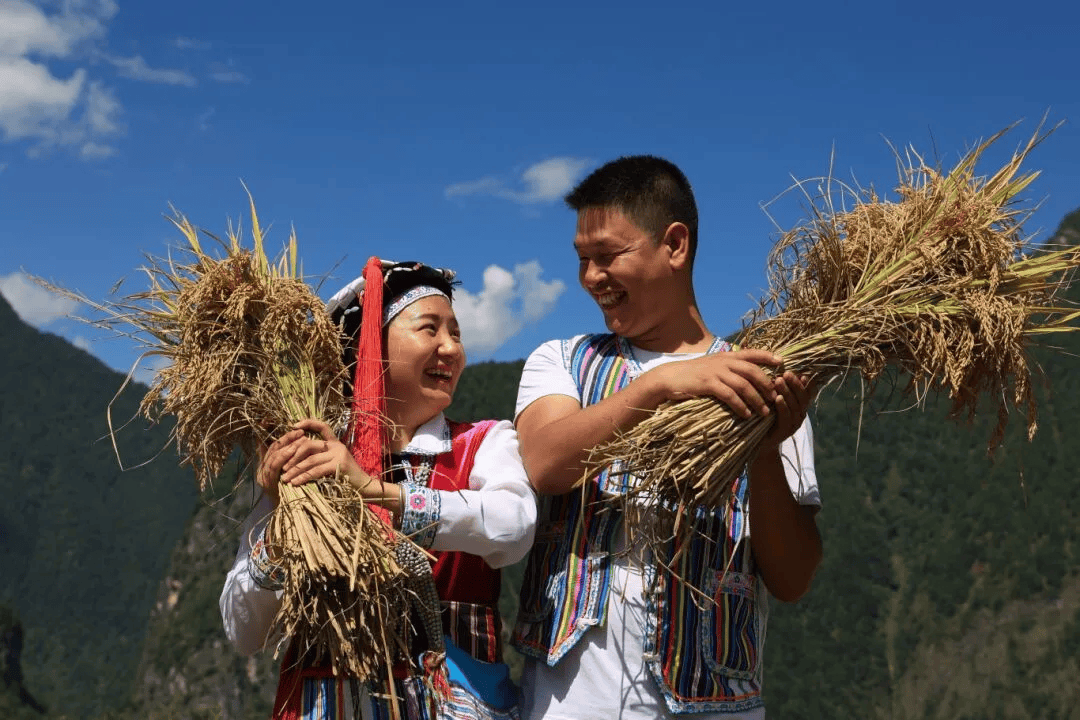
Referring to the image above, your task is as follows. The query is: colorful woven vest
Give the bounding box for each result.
[511,334,767,715]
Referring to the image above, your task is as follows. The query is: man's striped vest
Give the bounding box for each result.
[512,334,768,715]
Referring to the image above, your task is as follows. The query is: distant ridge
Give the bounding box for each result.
[0,292,197,719]
[4,204,1080,717]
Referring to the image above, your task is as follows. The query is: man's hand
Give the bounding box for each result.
[642,348,784,419]
[759,371,814,450]
[748,369,821,602]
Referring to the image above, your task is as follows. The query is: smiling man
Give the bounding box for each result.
[511,156,823,719]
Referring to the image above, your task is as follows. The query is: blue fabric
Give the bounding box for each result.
[442,637,518,711]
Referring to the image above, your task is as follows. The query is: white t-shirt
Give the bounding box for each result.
[515,337,820,720]
[219,414,537,657]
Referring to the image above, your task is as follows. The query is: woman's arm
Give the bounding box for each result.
[422,421,537,568]
[219,493,285,655]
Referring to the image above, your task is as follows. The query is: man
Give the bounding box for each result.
[511,155,822,719]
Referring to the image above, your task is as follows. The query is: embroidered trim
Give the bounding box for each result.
[383,285,450,325]
[400,483,441,548]
[249,527,286,590]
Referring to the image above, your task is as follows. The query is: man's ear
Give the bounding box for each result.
[662,222,691,270]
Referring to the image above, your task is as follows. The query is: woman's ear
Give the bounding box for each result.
[662,222,691,271]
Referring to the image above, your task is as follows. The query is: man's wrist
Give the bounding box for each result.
[634,367,671,408]
[750,442,782,471]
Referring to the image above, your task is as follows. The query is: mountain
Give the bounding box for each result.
[0,294,198,718]
[3,204,1080,718]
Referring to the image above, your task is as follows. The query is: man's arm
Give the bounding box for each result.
[748,374,822,602]
[517,348,785,495]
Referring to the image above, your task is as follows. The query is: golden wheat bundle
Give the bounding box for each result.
[588,123,1080,544]
[36,195,415,683]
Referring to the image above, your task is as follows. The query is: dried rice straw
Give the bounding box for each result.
[587,121,1080,550]
[34,193,417,685]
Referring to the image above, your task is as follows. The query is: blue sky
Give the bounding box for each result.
[2,0,1079,380]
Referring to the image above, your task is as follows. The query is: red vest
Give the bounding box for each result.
[428,420,500,606]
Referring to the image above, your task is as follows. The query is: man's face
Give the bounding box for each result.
[574,207,678,342]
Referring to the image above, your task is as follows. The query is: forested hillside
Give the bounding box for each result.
[2,207,1079,718]
[766,207,1080,718]
[0,294,198,718]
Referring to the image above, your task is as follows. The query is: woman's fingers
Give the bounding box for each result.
[292,418,336,441]
[281,437,351,485]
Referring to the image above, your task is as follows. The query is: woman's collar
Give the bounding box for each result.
[399,412,451,455]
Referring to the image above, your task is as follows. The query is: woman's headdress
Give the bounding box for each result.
[325,259,457,486]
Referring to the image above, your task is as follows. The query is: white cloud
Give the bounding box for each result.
[84,80,120,132]
[79,139,115,158]
[174,36,209,51]
[446,156,590,205]
[197,106,215,131]
[0,58,86,139]
[210,69,249,84]
[0,0,115,58]
[0,271,80,327]
[132,353,170,386]
[105,54,196,87]
[454,261,566,356]
[72,334,91,352]
[0,0,121,157]
[514,260,564,322]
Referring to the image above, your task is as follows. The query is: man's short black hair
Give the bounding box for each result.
[565,155,698,268]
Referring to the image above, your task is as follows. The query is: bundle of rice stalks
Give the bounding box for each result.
[36,195,414,683]
[589,122,1080,544]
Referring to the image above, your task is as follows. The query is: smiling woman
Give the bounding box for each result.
[384,294,466,448]
[220,258,537,720]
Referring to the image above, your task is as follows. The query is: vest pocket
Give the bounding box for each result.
[699,569,761,679]
[514,532,562,622]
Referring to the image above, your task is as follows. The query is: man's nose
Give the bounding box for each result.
[581,260,605,288]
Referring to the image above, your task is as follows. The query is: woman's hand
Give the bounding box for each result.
[261,419,400,511]
[256,427,307,509]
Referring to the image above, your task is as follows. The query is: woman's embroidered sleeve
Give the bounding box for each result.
[399,483,442,549]
[248,525,287,590]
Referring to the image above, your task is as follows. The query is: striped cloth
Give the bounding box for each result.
[512,333,767,715]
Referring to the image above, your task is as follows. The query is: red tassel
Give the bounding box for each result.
[348,256,394,526]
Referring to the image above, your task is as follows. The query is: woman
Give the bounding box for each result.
[220,258,536,719]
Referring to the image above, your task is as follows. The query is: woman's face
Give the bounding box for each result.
[383,294,466,431]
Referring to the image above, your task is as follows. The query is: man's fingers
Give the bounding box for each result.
[731,348,783,366]
[724,368,776,415]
